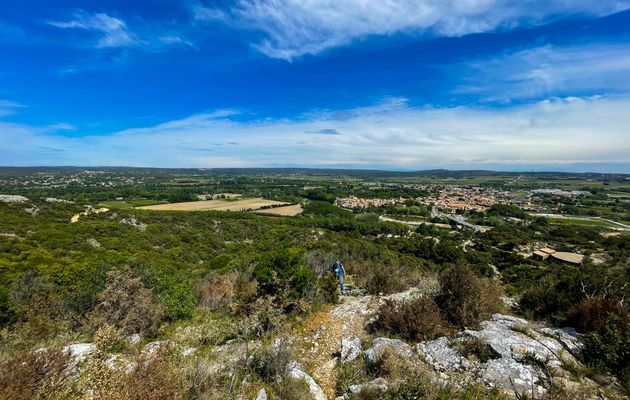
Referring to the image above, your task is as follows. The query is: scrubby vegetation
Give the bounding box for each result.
[0,168,629,398]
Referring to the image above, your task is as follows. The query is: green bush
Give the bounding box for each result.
[436,265,503,328]
[371,297,448,342]
[318,272,340,304]
[87,267,165,337]
[355,263,411,295]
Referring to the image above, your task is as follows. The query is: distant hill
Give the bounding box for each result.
[0,166,628,180]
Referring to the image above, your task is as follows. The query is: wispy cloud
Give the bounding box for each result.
[0,99,25,117]
[47,10,196,54]
[2,95,629,171]
[307,129,342,135]
[194,0,630,60]
[48,11,137,48]
[456,42,630,102]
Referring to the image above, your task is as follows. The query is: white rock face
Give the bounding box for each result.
[63,343,96,374]
[63,343,96,361]
[417,337,472,372]
[87,238,101,248]
[46,197,74,204]
[120,216,148,231]
[181,347,197,357]
[0,194,29,203]
[419,314,584,399]
[126,333,142,346]
[364,337,414,364]
[288,362,327,400]
[143,340,167,355]
[349,377,388,394]
[340,337,361,362]
[539,327,583,357]
[254,388,268,400]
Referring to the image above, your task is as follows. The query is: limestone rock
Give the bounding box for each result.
[0,194,29,203]
[120,216,148,231]
[63,343,96,362]
[254,388,268,400]
[539,327,583,357]
[420,314,586,398]
[364,337,414,364]
[46,197,74,204]
[126,333,142,346]
[63,343,96,374]
[417,337,472,372]
[459,314,566,367]
[349,377,388,394]
[288,362,327,400]
[340,337,361,362]
[181,347,197,357]
[143,340,167,355]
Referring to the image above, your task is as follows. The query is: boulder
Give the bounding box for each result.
[459,314,566,367]
[340,337,361,363]
[539,327,583,358]
[181,347,197,357]
[419,314,586,398]
[349,377,389,394]
[481,357,543,398]
[143,340,167,355]
[254,388,268,400]
[126,333,142,346]
[364,337,414,364]
[63,343,96,362]
[288,362,327,400]
[63,343,96,374]
[417,337,472,372]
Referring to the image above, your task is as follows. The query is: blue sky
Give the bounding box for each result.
[1,1,630,171]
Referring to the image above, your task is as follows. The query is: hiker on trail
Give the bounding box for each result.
[332,259,346,294]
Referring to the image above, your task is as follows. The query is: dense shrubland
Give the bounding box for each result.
[0,179,629,398]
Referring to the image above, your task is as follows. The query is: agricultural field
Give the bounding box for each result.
[253,204,304,216]
[137,197,289,211]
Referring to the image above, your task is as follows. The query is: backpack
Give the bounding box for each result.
[330,263,338,273]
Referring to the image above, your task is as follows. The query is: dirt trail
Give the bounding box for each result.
[292,288,421,398]
[70,207,109,223]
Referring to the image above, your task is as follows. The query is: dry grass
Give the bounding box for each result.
[138,197,288,211]
[254,204,304,216]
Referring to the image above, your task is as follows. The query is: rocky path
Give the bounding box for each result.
[292,288,421,398]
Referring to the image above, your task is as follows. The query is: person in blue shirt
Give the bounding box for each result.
[333,259,346,294]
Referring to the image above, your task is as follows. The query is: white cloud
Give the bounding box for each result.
[47,11,195,53]
[457,42,630,102]
[48,12,137,48]
[0,99,25,117]
[194,0,630,59]
[1,96,628,171]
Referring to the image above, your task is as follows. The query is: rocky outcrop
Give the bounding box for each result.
[420,314,584,398]
[87,238,101,248]
[46,197,74,204]
[0,194,29,203]
[120,216,148,231]
[288,362,327,400]
[340,337,361,362]
[364,337,414,364]
[417,337,472,372]
[349,377,388,394]
[539,327,583,357]
[63,343,96,374]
